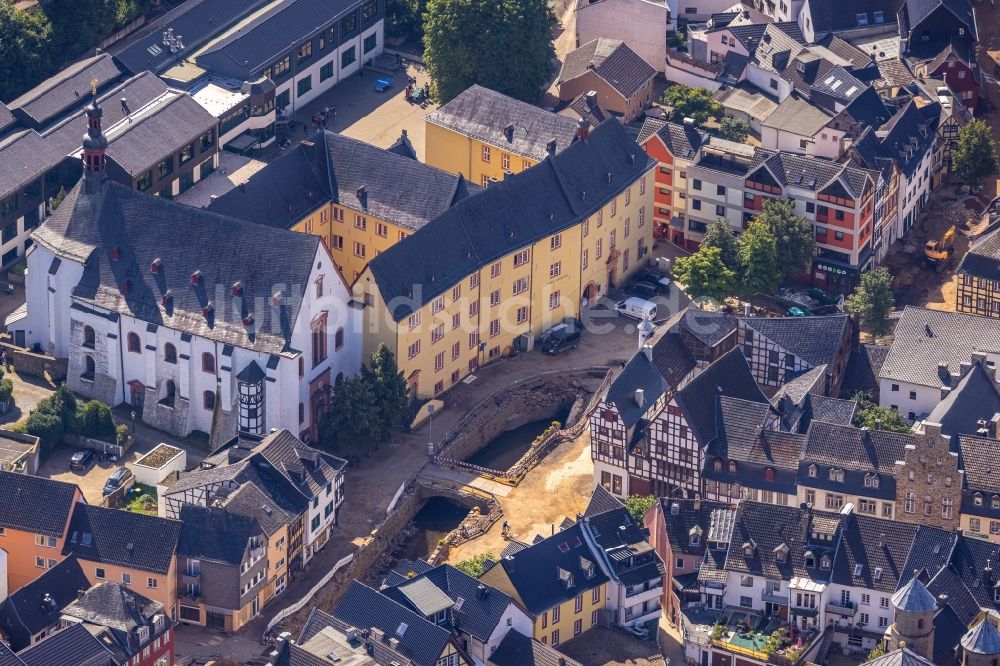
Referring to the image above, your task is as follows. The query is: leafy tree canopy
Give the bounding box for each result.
[624,494,656,524]
[717,117,750,143]
[845,267,895,337]
[424,0,555,103]
[758,199,815,278]
[702,220,740,271]
[661,84,723,124]
[455,551,496,578]
[673,246,736,302]
[738,219,781,295]
[953,119,999,187]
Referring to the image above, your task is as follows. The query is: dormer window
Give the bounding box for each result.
[829,468,844,483]
[231,281,243,296]
[742,540,755,558]
[992,496,1000,509]
[728,461,737,474]
[864,473,879,489]
[774,543,788,563]
[764,467,775,482]
[150,258,161,274]
[191,270,202,285]
[808,464,817,478]
[161,290,173,308]
[714,458,723,472]
[689,526,702,547]
[111,247,121,261]
[820,555,831,570]
[804,550,815,568]
[975,493,984,506]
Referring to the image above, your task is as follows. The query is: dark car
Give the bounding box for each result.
[635,271,672,293]
[626,281,659,300]
[541,322,582,355]
[102,467,133,496]
[69,449,95,471]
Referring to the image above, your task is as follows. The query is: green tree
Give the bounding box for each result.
[624,494,656,524]
[660,84,723,124]
[423,0,554,103]
[318,376,380,457]
[701,220,740,271]
[673,246,736,302]
[757,199,815,277]
[364,344,411,439]
[455,551,496,578]
[866,642,887,661]
[852,393,911,433]
[845,267,895,336]
[77,400,115,438]
[0,1,53,100]
[716,117,750,143]
[26,411,64,454]
[386,0,427,39]
[738,220,781,295]
[953,119,999,187]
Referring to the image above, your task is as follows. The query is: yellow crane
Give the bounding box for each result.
[925,225,957,268]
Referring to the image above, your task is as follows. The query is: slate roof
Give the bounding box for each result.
[0,104,14,134]
[961,617,1000,655]
[0,556,89,650]
[862,648,935,666]
[208,131,478,233]
[584,507,664,585]
[383,565,516,642]
[636,118,707,160]
[104,92,217,176]
[367,118,653,320]
[880,307,1000,388]
[879,100,938,178]
[381,559,435,587]
[565,93,610,128]
[493,523,609,614]
[177,504,260,565]
[62,504,181,575]
[959,223,1000,282]
[0,471,78,536]
[926,362,1000,440]
[938,534,1000,618]
[605,329,696,427]
[7,54,122,129]
[195,0,367,79]
[740,315,851,369]
[559,39,656,98]
[676,309,737,347]
[836,85,893,129]
[724,21,806,51]
[724,501,841,581]
[387,130,418,160]
[832,512,923,594]
[892,576,937,611]
[803,421,910,471]
[488,630,583,666]
[655,498,728,557]
[254,428,346,499]
[813,33,871,67]
[809,395,859,427]
[805,0,900,35]
[674,348,769,446]
[221,481,295,536]
[33,179,322,357]
[426,85,580,161]
[584,485,624,517]
[901,0,977,39]
[333,581,455,666]
[0,644,24,666]
[958,434,1000,491]
[841,344,890,399]
[109,0,274,74]
[749,151,873,199]
[61,582,162,634]
[17,622,116,666]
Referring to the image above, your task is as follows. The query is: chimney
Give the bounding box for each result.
[477,583,488,600]
[634,388,645,408]
[191,270,202,285]
[577,119,589,141]
[670,502,680,516]
[586,90,598,109]
[300,139,315,160]
[150,258,161,274]
[641,344,653,361]
[937,362,950,382]
[503,123,515,141]
[959,361,973,378]
[546,139,557,156]
[683,117,696,126]
[356,185,368,209]
[991,413,1000,438]
[874,420,882,431]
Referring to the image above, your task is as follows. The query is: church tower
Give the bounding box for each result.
[82,78,108,194]
[961,617,1000,666]
[887,576,936,659]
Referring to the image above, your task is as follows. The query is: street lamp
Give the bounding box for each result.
[130,409,136,436]
[426,403,436,456]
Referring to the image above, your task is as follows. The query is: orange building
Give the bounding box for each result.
[0,471,83,595]
[62,503,182,618]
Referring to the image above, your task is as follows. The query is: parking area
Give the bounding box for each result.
[39,445,123,503]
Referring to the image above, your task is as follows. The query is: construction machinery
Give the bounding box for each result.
[925,225,956,269]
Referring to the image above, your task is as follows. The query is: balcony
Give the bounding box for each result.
[625,579,664,598]
[760,588,788,604]
[709,610,821,665]
[825,600,857,617]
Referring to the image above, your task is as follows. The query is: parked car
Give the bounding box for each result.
[69,449,95,471]
[540,321,582,355]
[615,297,657,321]
[626,281,659,300]
[635,271,672,293]
[102,467,133,496]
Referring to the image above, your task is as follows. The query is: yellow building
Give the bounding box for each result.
[207,130,477,282]
[356,118,655,398]
[425,84,582,188]
[480,523,609,647]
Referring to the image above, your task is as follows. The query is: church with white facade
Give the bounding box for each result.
[8,93,360,442]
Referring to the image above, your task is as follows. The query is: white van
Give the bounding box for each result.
[615,297,657,321]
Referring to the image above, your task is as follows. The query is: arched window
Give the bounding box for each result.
[713,458,723,472]
[164,343,177,364]
[335,327,345,351]
[161,380,176,407]
[82,355,95,381]
[764,467,775,482]
[127,332,141,353]
[202,353,216,373]
[975,492,984,506]
[203,390,216,411]
[82,325,95,349]
[808,464,817,478]
[918,619,924,629]
[728,461,737,474]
